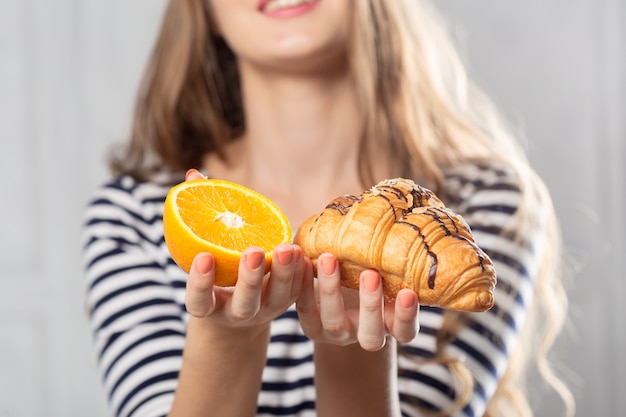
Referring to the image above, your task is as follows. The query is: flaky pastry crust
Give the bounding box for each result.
[294,178,496,312]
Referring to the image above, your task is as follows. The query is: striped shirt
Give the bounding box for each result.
[82,162,538,417]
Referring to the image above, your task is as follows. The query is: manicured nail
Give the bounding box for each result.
[399,291,417,309]
[185,168,207,181]
[276,247,293,266]
[196,253,213,274]
[320,255,337,275]
[186,169,198,180]
[362,271,380,292]
[246,251,264,270]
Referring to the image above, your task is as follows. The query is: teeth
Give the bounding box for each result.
[264,0,314,13]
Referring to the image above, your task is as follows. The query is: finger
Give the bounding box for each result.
[357,270,386,351]
[289,246,305,298]
[295,258,321,332]
[230,247,266,321]
[317,253,352,343]
[295,257,317,312]
[390,289,419,343]
[264,244,297,311]
[185,253,216,317]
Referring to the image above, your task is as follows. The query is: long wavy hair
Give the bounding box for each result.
[111,1,574,416]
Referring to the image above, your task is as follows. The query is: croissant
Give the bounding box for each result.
[294,178,496,312]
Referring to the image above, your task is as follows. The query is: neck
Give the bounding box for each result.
[204,65,373,227]
[232,65,364,189]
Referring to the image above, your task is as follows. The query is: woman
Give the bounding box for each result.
[82,0,573,416]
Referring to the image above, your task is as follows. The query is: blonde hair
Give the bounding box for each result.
[350,1,574,416]
[112,0,573,415]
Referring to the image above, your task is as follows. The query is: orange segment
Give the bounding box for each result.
[163,178,292,287]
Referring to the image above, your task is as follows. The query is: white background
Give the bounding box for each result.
[0,1,623,416]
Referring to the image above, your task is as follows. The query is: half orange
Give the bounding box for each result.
[163,178,292,286]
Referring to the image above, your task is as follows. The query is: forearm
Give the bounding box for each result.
[169,317,271,417]
[314,339,401,417]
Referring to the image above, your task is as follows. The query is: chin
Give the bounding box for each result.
[260,37,349,75]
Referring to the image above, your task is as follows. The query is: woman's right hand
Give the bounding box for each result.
[182,169,310,334]
[184,243,310,334]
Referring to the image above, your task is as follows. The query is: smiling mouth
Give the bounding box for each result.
[262,0,316,13]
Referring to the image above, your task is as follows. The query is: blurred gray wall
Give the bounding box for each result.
[0,1,623,416]
[437,1,625,415]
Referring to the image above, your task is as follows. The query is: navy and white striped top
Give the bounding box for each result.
[82,162,538,417]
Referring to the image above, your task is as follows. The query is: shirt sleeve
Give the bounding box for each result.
[81,177,185,417]
[397,163,540,417]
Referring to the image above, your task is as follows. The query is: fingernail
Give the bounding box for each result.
[320,255,337,275]
[246,251,264,270]
[362,271,380,292]
[276,247,293,265]
[197,253,213,274]
[399,291,416,309]
[186,169,198,180]
[185,168,207,180]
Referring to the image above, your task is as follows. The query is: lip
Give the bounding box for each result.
[258,0,321,19]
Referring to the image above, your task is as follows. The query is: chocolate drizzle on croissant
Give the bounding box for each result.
[294,178,496,312]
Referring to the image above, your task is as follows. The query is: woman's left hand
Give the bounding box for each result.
[296,253,420,351]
